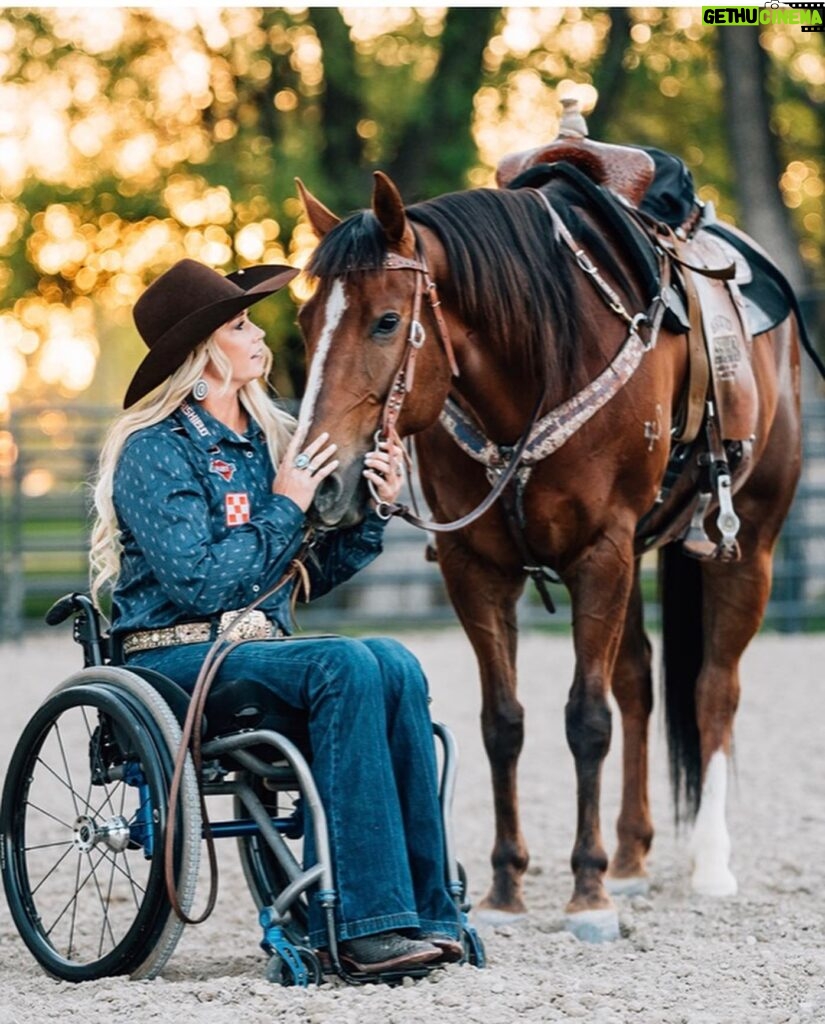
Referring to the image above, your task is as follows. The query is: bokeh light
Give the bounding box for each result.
[0,6,820,415]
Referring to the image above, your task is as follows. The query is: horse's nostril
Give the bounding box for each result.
[314,471,343,514]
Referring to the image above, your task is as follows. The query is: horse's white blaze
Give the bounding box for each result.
[295,277,347,447]
[689,749,737,896]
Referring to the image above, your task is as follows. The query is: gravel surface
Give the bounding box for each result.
[2,628,824,1023]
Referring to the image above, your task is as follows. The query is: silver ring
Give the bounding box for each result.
[394,467,402,477]
[294,453,311,470]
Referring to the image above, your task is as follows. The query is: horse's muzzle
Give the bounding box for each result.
[311,464,366,528]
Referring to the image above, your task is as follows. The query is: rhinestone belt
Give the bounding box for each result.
[122,610,280,656]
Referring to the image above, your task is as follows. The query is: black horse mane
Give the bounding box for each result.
[307,179,640,402]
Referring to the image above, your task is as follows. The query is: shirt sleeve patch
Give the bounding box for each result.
[210,457,236,482]
[225,492,251,526]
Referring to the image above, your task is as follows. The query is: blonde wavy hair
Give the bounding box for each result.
[89,335,295,607]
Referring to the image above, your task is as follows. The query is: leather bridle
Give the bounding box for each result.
[376,250,459,442]
[362,245,545,531]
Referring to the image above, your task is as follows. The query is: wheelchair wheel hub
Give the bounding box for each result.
[72,813,131,853]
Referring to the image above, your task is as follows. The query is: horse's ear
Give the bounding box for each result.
[372,171,414,251]
[295,178,341,238]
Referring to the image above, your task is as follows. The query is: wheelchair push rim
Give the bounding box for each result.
[1,683,183,981]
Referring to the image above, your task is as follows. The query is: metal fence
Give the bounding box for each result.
[1,400,825,642]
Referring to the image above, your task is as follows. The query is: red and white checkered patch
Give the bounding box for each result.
[225,492,250,526]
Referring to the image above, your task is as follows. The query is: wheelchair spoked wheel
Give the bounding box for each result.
[1,674,200,982]
[50,668,202,980]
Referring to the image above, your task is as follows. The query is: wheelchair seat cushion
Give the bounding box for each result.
[204,676,310,752]
[124,667,310,756]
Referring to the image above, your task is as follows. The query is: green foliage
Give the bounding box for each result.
[0,6,822,412]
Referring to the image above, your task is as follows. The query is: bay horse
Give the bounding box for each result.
[293,167,802,940]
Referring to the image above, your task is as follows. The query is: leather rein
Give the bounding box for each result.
[365,197,668,534]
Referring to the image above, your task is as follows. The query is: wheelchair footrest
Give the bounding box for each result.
[461,918,487,968]
[315,948,435,985]
[259,909,321,986]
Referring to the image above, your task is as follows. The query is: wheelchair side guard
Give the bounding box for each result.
[205,676,311,750]
[121,666,194,731]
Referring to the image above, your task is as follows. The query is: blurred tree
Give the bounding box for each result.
[0,6,822,421]
[585,7,632,140]
[309,7,369,207]
[718,27,807,291]
[387,7,500,201]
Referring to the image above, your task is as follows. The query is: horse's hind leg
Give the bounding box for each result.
[607,563,654,895]
[687,545,777,896]
[436,533,529,920]
[665,384,800,896]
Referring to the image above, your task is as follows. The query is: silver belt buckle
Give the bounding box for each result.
[218,609,272,641]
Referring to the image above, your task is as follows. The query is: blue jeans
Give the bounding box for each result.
[127,636,459,947]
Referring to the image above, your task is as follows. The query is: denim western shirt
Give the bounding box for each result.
[111,400,387,641]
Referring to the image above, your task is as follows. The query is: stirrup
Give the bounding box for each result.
[682,478,742,562]
[682,492,716,560]
[713,470,741,560]
[683,401,743,562]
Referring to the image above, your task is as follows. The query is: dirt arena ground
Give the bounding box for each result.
[1,628,824,1024]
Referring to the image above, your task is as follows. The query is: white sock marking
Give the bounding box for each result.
[689,749,737,896]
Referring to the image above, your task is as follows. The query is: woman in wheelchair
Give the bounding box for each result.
[86,258,463,974]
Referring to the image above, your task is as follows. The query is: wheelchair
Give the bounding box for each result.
[0,593,485,986]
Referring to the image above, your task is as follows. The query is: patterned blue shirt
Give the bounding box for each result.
[111,400,387,640]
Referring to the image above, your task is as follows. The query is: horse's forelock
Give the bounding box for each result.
[307,211,389,279]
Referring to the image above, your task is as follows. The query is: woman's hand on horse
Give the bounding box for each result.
[364,440,405,505]
[273,431,340,512]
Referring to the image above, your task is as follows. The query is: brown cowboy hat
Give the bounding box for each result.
[124,258,299,408]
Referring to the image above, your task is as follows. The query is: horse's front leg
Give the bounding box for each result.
[436,532,529,921]
[564,532,636,941]
[607,562,654,895]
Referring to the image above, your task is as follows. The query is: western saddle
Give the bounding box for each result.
[496,98,766,561]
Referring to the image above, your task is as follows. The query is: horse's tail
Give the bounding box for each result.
[660,542,703,822]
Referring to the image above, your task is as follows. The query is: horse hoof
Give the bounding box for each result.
[471,907,527,927]
[691,868,738,897]
[564,908,620,943]
[605,875,650,897]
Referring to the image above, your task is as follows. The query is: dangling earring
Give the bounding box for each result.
[193,378,209,401]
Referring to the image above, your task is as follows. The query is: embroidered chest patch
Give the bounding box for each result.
[225,492,251,526]
[210,457,236,483]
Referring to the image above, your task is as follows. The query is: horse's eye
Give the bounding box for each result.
[372,312,402,340]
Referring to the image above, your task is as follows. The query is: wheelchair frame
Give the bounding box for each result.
[0,593,485,986]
